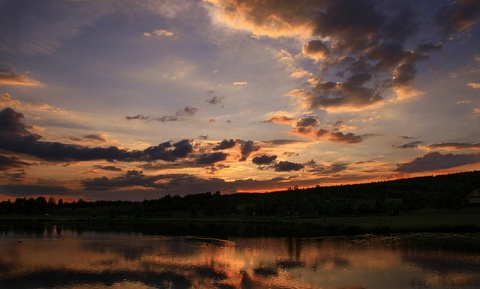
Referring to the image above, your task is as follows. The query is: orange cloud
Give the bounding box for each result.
[0,70,41,86]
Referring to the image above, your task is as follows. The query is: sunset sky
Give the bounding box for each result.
[1,0,479,201]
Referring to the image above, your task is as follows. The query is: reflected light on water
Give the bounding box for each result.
[1,227,480,289]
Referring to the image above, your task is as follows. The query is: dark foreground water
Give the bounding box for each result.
[1,226,480,289]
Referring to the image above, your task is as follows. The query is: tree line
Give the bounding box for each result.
[1,171,479,218]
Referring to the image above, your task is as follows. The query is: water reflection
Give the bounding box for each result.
[1,226,479,289]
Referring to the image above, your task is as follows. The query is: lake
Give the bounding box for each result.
[1,225,480,289]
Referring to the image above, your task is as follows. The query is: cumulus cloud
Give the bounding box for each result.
[211,139,260,161]
[302,40,329,61]
[125,106,198,122]
[252,154,277,165]
[213,139,236,150]
[287,116,365,144]
[396,152,480,173]
[0,69,41,86]
[208,0,450,111]
[274,161,304,172]
[196,152,228,164]
[0,107,193,162]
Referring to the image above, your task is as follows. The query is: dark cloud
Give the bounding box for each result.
[125,115,149,121]
[213,139,236,150]
[290,124,364,144]
[252,154,277,165]
[328,132,363,144]
[393,141,423,149]
[0,107,192,162]
[0,155,31,171]
[212,0,449,110]
[417,42,442,53]
[198,135,208,140]
[294,116,320,128]
[434,0,480,34]
[81,172,231,193]
[238,140,260,161]
[125,106,198,122]
[274,161,304,172]
[84,134,107,142]
[94,165,122,172]
[426,142,480,150]
[206,95,225,105]
[302,40,329,60]
[196,152,228,165]
[82,170,160,191]
[307,160,348,174]
[396,152,480,173]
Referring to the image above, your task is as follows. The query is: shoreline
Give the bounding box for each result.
[1,211,480,238]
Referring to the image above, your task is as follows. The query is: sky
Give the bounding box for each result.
[0,0,479,202]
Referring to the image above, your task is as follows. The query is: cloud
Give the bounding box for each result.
[426,142,480,150]
[264,115,294,124]
[206,95,225,105]
[196,152,228,164]
[238,140,260,161]
[309,162,348,174]
[274,161,304,172]
[0,107,193,162]
[416,42,442,53]
[467,82,480,89]
[393,141,423,149]
[396,152,480,173]
[94,165,122,172]
[328,132,363,144]
[252,154,277,165]
[0,155,31,171]
[143,29,175,37]
[434,0,480,34]
[0,69,41,86]
[294,116,320,128]
[213,139,236,150]
[125,106,198,122]
[302,40,329,61]
[209,0,441,111]
[233,81,247,85]
[288,117,365,144]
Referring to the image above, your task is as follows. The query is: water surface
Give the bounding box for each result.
[1,226,479,289]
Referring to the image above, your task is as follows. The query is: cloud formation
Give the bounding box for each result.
[0,155,31,171]
[252,154,277,165]
[0,69,41,86]
[208,0,471,111]
[274,161,304,172]
[396,152,480,173]
[0,107,193,162]
[126,106,198,122]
